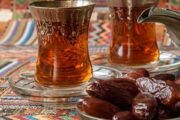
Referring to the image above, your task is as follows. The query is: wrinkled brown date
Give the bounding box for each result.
[77,97,119,119]
[127,68,149,80]
[132,93,158,120]
[86,78,139,110]
[153,74,175,81]
[81,68,180,120]
[136,77,180,109]
[113,111,138,120]
[175,78,180,87]
[158,104,179,119]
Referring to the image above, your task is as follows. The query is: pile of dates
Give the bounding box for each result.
[77,68,180,120]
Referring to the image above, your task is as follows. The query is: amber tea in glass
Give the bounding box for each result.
[107,0,160,66]
[30,1,94,88]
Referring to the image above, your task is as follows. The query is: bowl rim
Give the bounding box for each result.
[76,106,109,120]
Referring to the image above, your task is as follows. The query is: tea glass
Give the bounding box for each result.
[29,0,95,96]
[107,0,160,67]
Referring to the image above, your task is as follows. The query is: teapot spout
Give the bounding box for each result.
[138,7,180,47]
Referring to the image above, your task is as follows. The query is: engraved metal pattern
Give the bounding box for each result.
[29,1,95,46]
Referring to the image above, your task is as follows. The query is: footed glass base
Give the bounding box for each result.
[7,59,122,107]
[13,73,88,98]
[8,70,88,108]
[91,50,180,76]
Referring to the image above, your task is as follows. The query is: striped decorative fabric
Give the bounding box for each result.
[15,0,29,10]
[170,0,180,10]
[0,19,37,46]
[0,60,20,78]
[89,20,111,46]
[1,20,178,47]
[0,19,176,47]
[0,19,112,46]
[0,57,36,79]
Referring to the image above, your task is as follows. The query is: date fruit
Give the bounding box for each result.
[132,93,158,120]
[113,111,138,120]
[158,104,179,119]
[86,79,139,110]
[77,97,120,119]
[175,78,180,87]
[153,74,175,81]
[136,77,180,109]
[127,68,149,80]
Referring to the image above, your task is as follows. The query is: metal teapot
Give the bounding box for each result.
[138,7,180,47]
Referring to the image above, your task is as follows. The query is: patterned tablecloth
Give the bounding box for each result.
[0,45,109,120]
[1,45,180,120]
[0,2,179,119]
[0,46,72,120]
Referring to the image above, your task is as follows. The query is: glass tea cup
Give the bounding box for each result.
[107,0,160,66]
[29,0,94,96]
